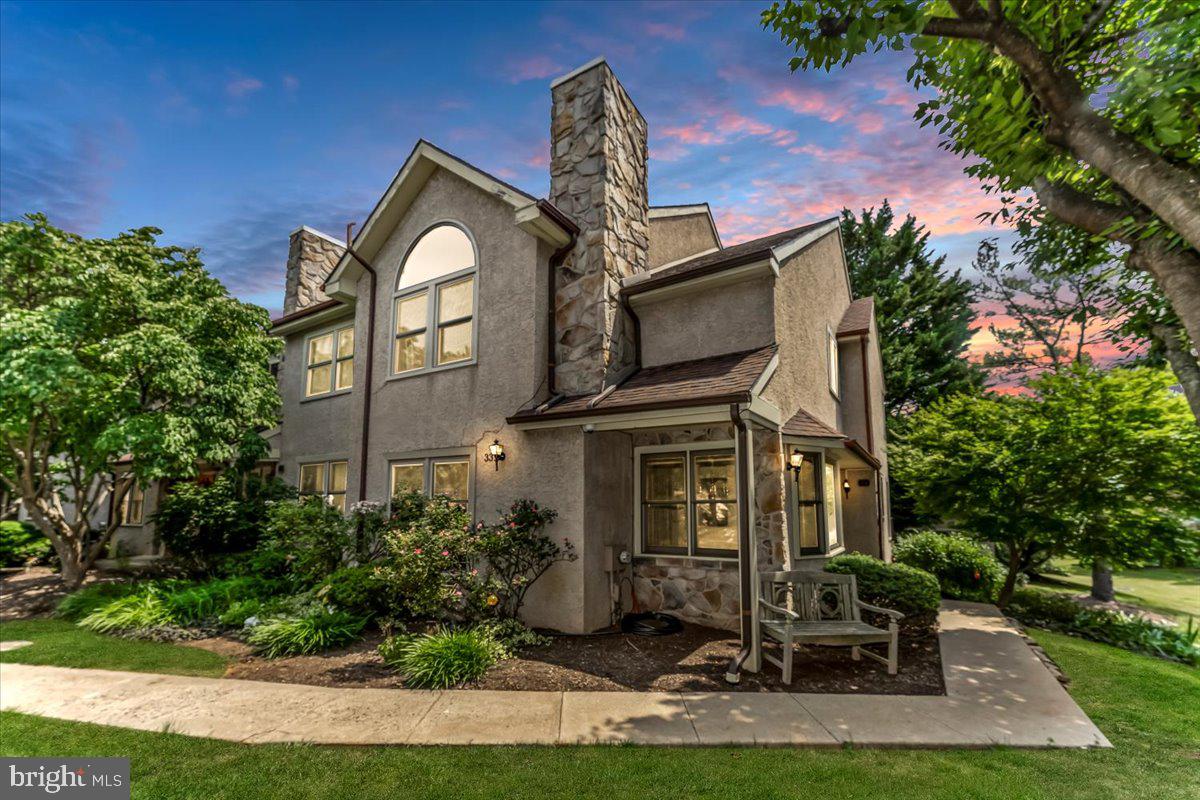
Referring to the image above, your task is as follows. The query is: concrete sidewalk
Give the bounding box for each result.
[0,602,1109,748]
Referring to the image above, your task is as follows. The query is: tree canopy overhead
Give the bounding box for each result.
[762,0,1200,388]
[839,201,981,416]
[0,214,280,586]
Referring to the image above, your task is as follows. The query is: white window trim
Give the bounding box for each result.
[388,222,480,381]
[827,324,840,399]
[387,453,474,512]
[633,440,739,562]
[118,481,145,527]
[302,321,355,401]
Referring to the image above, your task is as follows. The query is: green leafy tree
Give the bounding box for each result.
[0,214,280,587]
[762,0,1200,377]
[840,201,981,416]
[1033,365,1200,601]
[891,391,1072,605]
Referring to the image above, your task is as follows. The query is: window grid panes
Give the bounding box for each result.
[391,224,476,376]
[390,457,471,507]
[305,325,354,397]
[299,461,348,513]
[790,451,841,556]
[641,449,737,558]
[120,482,145,526]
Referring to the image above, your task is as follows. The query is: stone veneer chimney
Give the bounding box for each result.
[549,58,649,396]
[282,227,347,315]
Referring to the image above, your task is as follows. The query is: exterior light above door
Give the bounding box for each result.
[842,478,852,497]
[786,449,805,472]
[484,439,506,470]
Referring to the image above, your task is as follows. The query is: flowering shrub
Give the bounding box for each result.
[477,499,575,619]
[894,530,1002,602]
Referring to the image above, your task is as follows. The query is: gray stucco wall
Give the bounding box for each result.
[647,213,720,269]
[636,276,775,368]
[762,232,852,432]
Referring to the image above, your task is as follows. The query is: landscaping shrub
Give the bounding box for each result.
[478,617,551,652]
[377,493,488,621]
[380,626,506,688]
[316,565,396,620]
[258,496,354,586]
[0,520,52,566]
[246,609,367,658]
[894,530,1002,602]
[825,553,941,626]
[1005,587,1199,665]
[155,471,294,573]
[476,499,575,619]
[55,582,144,621]
[158,577,272,624]
[78,590,173,633]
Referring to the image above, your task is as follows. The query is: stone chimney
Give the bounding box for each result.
[549,58,649,396]
[282,227,346,314]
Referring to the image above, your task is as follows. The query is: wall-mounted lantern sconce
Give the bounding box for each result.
[842,478,852,498]
[484,439,506,470]
[785,449,805,473]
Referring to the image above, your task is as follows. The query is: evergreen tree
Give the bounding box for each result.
[840,201,982,418]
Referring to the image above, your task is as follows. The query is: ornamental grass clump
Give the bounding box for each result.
[78,590,174,634]
[380,627,506,688]
[56,582,146,621]
[246,609,367,658]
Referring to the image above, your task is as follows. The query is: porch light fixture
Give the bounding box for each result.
[484,439,506,470]
[786,449,805,473]
[842,478,851,498]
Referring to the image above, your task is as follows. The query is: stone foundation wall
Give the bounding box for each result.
[633,558,739,631]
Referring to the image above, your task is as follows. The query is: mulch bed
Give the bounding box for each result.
[0,567,116,621]
[200,621,945,695]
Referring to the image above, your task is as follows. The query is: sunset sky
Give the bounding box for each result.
[2,0,1023,348]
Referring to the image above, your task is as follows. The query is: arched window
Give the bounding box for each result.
[392,224,477,374]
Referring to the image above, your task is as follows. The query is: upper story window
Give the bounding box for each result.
[305,324,354,397]
[827,325,840,398]
[392,224,477,376]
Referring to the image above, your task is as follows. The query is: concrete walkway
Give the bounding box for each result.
[0,602,1109,748]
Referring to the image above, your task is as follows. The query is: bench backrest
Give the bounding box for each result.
[759,570,861,623]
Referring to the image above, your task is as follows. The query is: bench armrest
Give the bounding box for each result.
[855,599,904,621]
[759,599,800,620]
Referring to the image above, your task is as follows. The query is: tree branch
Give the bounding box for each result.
[1032,179,1131,241]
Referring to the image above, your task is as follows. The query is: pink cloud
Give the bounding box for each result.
[226,76,264,98]
[758,86,847,123]
[644,22,686,41]
[854,111,885,135]
[660,122,723,145]
[504,55,563,84]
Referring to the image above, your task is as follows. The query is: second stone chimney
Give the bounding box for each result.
[549,58,649,396]
[282,226,347,314]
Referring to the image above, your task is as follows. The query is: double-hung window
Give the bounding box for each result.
[119,481,145,526]
[389,457,471,506]
[639,447,738,559]
[392,224,477,375]
[789,451,841,556]
[299,460,349,513]
[305,325,354,397]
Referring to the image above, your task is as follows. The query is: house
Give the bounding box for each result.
[84,58,893,671]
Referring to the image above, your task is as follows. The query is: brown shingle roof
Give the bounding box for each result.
[508,345,777,423]
[622,218,836,296]
[837,297,874,336]
[781,408,845,439]
[270,298,346,328]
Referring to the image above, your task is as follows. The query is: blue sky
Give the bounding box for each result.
[0,0,1012,313]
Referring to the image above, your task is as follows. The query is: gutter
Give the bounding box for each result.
[545,220,578,397]
[341,225,378,504]
[724,402,755,684]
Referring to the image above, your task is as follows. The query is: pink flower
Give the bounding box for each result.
[470,568,478,576]
[441,550,449,556]
[413,548,422,555]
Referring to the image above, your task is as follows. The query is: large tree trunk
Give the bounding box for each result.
[1091,559,1115,603]
[1150,320,1200,423]
[997,548,1024,608]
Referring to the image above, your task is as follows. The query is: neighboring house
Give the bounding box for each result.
[267,59,892,652]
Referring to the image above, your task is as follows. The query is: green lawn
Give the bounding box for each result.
[1034,562,1200,621]
[2,629,1198,800]
[0,619,228,677]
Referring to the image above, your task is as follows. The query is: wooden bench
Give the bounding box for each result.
[758,570,904,682]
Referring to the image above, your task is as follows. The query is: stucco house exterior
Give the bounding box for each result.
[262,58,892,657]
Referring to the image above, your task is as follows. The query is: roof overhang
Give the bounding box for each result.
[322,140,575,301]
[270,301,355,337]
[626,256,778,307]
